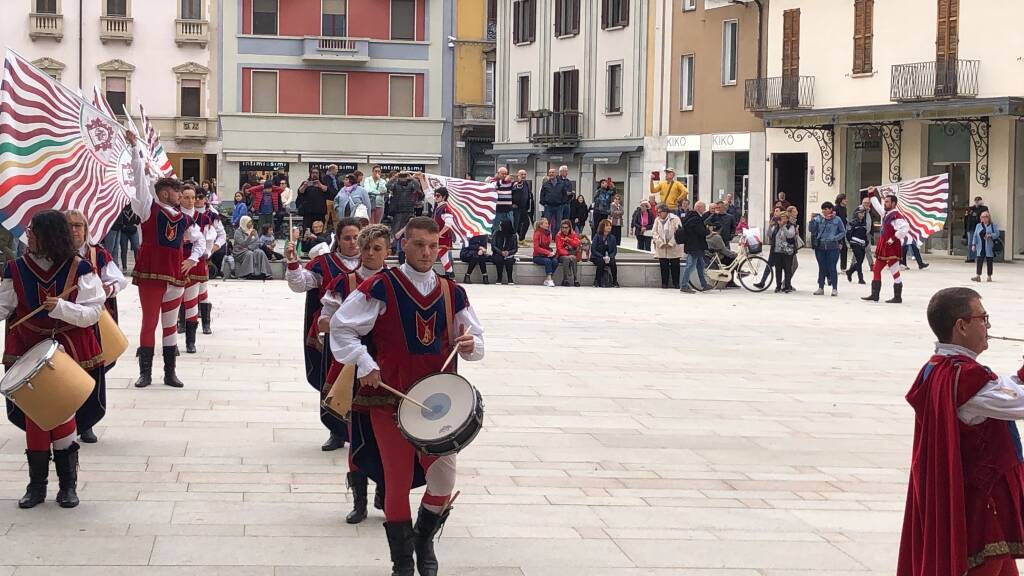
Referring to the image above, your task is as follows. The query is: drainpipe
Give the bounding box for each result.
[78,0,84,90]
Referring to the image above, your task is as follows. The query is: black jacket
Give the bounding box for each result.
[591,232,618,260]
[490,228,519,257]
[511,181,532,215]
[630,207,655,236]
[387,177,423,216]
[460,235,489,261]
[540,179,560,207]
[297,178,328,216]
[681,211,708,254]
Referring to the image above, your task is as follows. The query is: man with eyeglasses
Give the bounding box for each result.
[898,287,1024,576]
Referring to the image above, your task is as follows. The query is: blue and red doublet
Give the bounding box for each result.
[433,202,454,248]
[85,244,118,321]
[3,256,105,431]
[133,204,194,287]
[186,210,215,284]
[301,253,356,390]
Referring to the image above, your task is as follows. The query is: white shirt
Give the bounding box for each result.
[129,143,206,262]
[0,254,105,328]
[77,245,128,297]
[199,207,227,255]
[330,263,485,378]
[938,343,1024,425]
[319,265,380,322]
[285,254,360,293]
[869,196,910,242]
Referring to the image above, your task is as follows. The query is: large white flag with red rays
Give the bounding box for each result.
[0,50,134,244]
[872,173,951,245]
[139,102,174,178]
[416,173,497,239]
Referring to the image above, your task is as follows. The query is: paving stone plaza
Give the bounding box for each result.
[1,258,1023,575]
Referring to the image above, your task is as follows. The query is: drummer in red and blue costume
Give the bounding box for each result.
[286,217,364,452]
[64,209,129,444]
[332,216,484,576]
[317,223,390,525]
[124,131,206,389]
[1,210,106,510]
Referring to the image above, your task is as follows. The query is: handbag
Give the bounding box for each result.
[354,204,369,220]
[794,234,806,251]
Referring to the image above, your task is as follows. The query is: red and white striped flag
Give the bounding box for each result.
[417,174,497,239]
[0,50,133,244]
[91,84,116,119]
[139,102,174,178]
[872,173,950,245]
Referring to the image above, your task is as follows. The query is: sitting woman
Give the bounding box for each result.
[258,224,284,261]
[555,219,581,287]
[532,217,558,287]
[232,216,273,280]
[591,219,619,288]
[459,234,490,284]
[490,220,518,285]
[300,220,331,257]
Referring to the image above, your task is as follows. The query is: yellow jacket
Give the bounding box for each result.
[650,180,688,211]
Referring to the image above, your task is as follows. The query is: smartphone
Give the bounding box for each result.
[651,171,660,181]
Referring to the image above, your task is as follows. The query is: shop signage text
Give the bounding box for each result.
[711,133,750,152]
[666,134,700,152]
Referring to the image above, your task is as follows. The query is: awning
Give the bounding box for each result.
[301,155,369,164]
[761,96,1024,128]
[368,154,440,165]
[582,152,622,165]
[225,153,300,163]
[495,153,531,165]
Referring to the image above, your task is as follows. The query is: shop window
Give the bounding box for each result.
[251,71,278,113]
[682,0,696,11]
[554,0,579,37]
[323,0,347,37]
[680,54,694,110]
[512,0,536,44]
[181,0,201,20]
[606,62,622,113]
[321,73,347,115]
[35,0,57,14]
[722,20,738,85]
[105,76,127,115]
[253,0,278,35]
[601,0,629,29]
[105,0,127,17]
[517,74,530,118]
[180,78,201,118]
[389,75,415,117]
[391,0,415,40]
[844,128,882,200]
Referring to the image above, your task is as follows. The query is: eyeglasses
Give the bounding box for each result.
[962,313,991,326]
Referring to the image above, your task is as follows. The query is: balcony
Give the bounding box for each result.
[744,76,815,112]
[453,104,495,126]
[175,19,209,47]
[302,36,370,64]
[890,59,980,102]
[29,13,63,41]
[528,110,582,147]
[175,117,207,142]
[100,16,133,44]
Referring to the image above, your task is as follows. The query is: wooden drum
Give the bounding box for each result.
[98,309,128,366]
[0,340,95,431]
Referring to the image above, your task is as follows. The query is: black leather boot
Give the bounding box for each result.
[53,443,80,508]
[886,283,903,304]
[199,302,212,335]
[78,428,98,443]
[462,273,472,284]
[133,347,154,388]
[18,450,49,509]
[414,505,451,576]
[185,321,198,354]
[321,432,344,451]
[861,280,881,302]
[345,472,368,524]
[162,346,184,388]
[177,304,186,334]
[374,480,385,510]
[481,274,489,285]
[384,521,416,576]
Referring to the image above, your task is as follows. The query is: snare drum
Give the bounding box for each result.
[397,373,484,457]
[0,340,95,431]
[98,309,128,367]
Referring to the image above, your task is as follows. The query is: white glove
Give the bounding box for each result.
[603,256,610,264]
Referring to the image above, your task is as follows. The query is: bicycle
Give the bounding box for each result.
[688,241,772,292]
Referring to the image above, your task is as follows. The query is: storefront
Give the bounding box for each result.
[238,161,291,189]
[665,135,701,198]
[710,132,752,210]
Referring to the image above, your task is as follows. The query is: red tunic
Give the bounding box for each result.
[433,202,454,248]
[898,354,1024,576]
[875,209,905,262]
[133,203,194,287]
[323,269,376,389]
[351,267,468,411]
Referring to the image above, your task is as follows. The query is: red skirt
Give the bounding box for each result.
[965,466,1024,570]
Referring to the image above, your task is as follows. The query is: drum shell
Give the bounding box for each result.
[98,310,127,367]
[6,346,95,431]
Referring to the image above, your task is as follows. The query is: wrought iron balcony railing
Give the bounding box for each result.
[890,59,980,102]
[744,76,815,111]
[528,110,582,147]
[486,20,497,41]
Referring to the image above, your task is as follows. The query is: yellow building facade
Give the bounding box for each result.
[452,0,497,179]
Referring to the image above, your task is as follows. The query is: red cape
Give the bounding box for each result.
[897,356,975,576]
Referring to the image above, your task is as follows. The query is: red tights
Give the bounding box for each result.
[138,281,184,348]
[370,408,454,522]
[26,417,76,451]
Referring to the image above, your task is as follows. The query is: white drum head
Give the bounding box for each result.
[398,373,476,442]
[0,340,58,396]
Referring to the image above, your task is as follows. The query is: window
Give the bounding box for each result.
[512,0,536,44]
[35,0,57,13]
[321,73,347,115]
[181,78,201,117]
[389,75,415,117]
[181,158,201,183]
[390,0,415,41]
[601,0,629,29]
[321,1,347,37]
[517,74,530,119]
[485,61,495,106]
[487,0,497,22]
[554,0,579,37]
[606,63,622,113]
[106,0,127,17]
[680,54,694,110]
[682,0,696,11]
[105,77,127,115]
[252,0,278,35]
[251,71,278,113]
[722,20,738,85]
[181,0,202,20]
[553,68,579,112]
[852,0,874,74]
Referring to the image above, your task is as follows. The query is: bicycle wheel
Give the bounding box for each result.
[737,256,772,292]
[693,256,728,290]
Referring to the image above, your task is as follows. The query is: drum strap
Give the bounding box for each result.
[347,272,359,296]
[439,278,456,371]
[88,246,98,273]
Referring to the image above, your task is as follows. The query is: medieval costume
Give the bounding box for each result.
[863,189,909,304]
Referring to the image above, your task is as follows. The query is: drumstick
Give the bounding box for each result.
[990,335,1024,343]
[440,327,470,373]
[442,490,461,514]
[378,381,433,412]
[8,284,79,330]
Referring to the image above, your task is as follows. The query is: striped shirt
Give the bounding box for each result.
[495,178,514,213]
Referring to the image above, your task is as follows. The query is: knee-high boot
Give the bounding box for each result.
[199,302,212,335]
[345,472,368,524]
[177,304,186,334]
[185,321,198,354]
[18,450,49,509]
[53,443,80,508]
[384,521,416,576]
[414,505,451,576]
[133,347,154,388]
[163,346,184,388]
[886,283,903,304]
[861,280,881,302]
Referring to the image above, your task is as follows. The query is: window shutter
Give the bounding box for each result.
[619,0,630,27]
[529,0,537,41]
[572,0,580,34]
[513,1,521,43]
[555,0,563,36]
[569,69,579,111]
[852,0,864,73]
[601,0,609,29]
[553,72,562,112]
[863,0,873,72]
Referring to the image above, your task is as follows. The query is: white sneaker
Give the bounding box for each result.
[509,280,516,285]
[543,279,554,287]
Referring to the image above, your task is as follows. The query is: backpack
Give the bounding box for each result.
[673,221,686,245]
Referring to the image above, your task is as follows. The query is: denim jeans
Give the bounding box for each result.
[118,229,141,270]
[815,248,840,289]
[542,205,561,228]
[532,255,558,275]
[556,204,570,228]
[681,252,708,289]
[902,243,925,267]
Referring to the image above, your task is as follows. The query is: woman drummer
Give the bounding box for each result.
[0,210,106,509]
[65,209,129,444]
